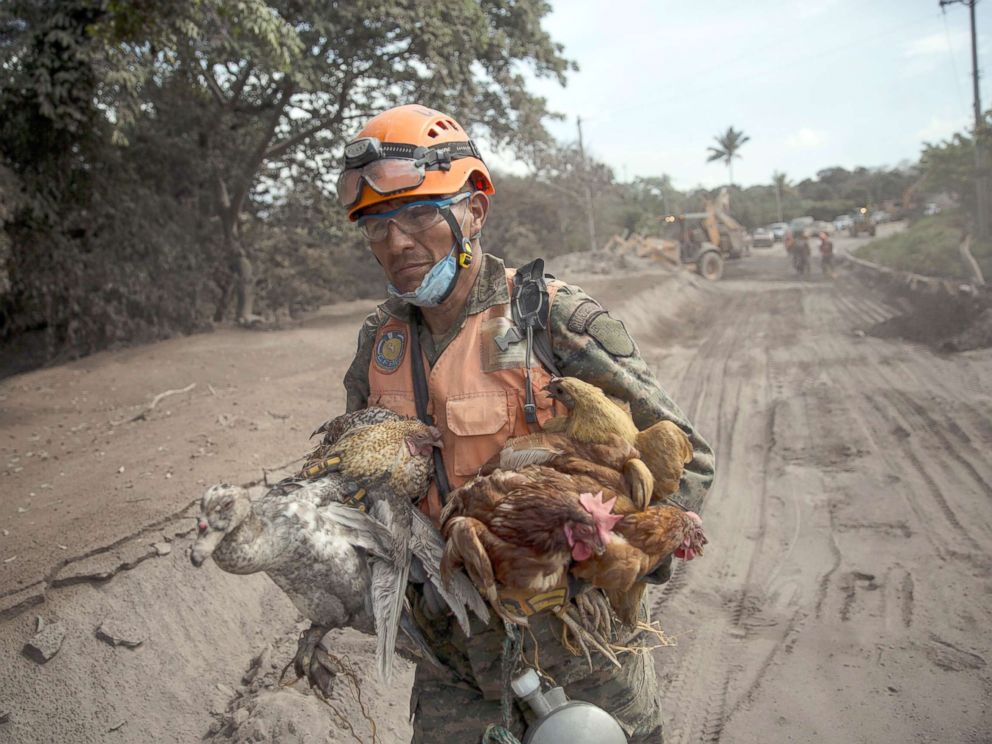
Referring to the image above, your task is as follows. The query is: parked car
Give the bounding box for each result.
[833,214,853,231]
[871,210,891,225]
[924,202,941,216]
[769,222,788,241]
[812,220,835,236]
[752,227,774,247]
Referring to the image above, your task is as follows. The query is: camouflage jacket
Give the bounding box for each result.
[343,253,715,513]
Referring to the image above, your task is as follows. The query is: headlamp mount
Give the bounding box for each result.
[342,137,482,171]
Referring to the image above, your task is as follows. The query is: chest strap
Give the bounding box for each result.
[497,258,561,423]
[409,311,452,503]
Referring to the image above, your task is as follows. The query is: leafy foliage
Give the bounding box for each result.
[854,210,991,280]
[919,112,991,222]
[0,0,571,358]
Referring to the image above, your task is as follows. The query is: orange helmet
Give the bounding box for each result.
[338,104,495,220]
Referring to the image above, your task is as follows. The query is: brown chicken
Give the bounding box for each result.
[480,431,644,512]
[439,467,623,625]
[571,506,706,625]
[544,377,694,501]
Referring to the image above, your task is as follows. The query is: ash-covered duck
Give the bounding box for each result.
[191,410,489,691]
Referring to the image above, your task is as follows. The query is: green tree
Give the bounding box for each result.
[706,126,750,187]
[919,117,991,221]
[0,0,573,356]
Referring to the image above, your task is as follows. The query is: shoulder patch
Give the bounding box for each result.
[374,330,407,374]
[587,314,636,357]
[567,299,606,333]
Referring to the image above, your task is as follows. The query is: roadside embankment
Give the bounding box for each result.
[843,225,992,351]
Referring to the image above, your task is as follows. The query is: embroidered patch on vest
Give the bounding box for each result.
[587,314,636,357]
[374,330,407,374]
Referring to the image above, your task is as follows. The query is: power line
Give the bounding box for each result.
[941,1,973,119]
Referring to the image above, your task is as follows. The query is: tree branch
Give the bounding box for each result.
[199,61,228,107]
[263,118,331,161]
[530,175,582,203]
[230,62,255,103]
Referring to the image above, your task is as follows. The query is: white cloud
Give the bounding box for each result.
[905,31,967,58]
[796,0,841,18]
[916,116,968,143]
[786,128,827,150]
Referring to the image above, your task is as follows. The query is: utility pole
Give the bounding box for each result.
[941,0,988,238]
[577,116,598,252]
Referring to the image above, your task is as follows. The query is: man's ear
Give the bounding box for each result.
[467,191,489,238]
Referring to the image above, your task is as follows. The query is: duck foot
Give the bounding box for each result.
[281,624,336,696]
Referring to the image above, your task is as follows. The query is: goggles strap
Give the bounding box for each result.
[345,139,482,170]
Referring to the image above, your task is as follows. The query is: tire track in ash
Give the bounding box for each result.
[652,293,766,742]
[825,284,989,555]
[868,351,992,502]
[657,285,802,743]
[718,279,914,723]
[861,393,981,551]
[652,290,753,611]
[717,288,832,730]
[881,389,992,539]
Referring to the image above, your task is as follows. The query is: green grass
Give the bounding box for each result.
[854,211,992,282]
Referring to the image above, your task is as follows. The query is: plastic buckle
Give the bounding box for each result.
[524,402,538,424]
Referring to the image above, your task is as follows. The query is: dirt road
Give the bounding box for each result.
[1,236,990,743]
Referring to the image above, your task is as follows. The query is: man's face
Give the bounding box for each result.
[361,194,471,294]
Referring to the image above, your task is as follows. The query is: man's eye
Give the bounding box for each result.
[402,205,439,226]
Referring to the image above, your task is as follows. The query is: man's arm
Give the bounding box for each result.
[549,284,716,515]
[343,310,383,413]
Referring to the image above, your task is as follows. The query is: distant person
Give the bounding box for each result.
[792,230,811,277]
[819,231,835,278]
[336,103,714,743]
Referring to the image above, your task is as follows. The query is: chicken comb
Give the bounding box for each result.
[578,491,622,529]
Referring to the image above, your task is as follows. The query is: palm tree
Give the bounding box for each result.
[772,171,790,223]
[706,126,751,187]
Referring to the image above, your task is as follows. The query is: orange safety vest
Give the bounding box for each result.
[368,270,564,526]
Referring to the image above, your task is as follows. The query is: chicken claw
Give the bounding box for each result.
[555,604,621,670]
[623,458,654,510]
[576,590,615,640]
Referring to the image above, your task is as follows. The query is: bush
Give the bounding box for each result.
[854,210,990,280]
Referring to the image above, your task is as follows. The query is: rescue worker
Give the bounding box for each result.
[338,104,715,743]
[792,229,811,278]
[818,231,835,278]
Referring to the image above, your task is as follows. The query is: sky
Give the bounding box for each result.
[489,0,990,190]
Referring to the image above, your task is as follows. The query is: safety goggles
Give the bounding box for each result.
[336,137,482,208]
[356,193,470,242]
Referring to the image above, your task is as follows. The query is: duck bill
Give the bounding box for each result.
[190,530,224,567]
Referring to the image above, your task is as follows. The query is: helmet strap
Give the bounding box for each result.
[440,204,475,270]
